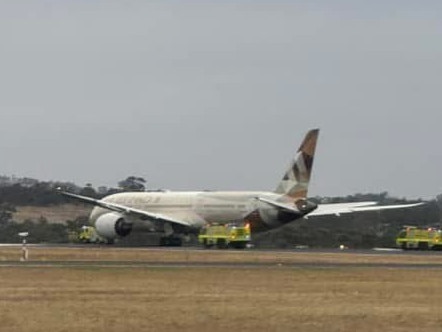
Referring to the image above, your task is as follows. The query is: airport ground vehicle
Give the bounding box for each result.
[396,226,442,250]
[198,223,251,249]
[78,226,108,244]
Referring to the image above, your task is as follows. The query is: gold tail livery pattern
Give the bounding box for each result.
[274,129,319,199]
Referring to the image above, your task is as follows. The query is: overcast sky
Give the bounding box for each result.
[0,1,441,199]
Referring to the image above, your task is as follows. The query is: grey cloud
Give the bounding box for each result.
[0,1,441,199]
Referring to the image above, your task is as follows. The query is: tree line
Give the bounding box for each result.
[0,175,440,247]
[0,176,147,206]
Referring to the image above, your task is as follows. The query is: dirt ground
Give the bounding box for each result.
[13,204,92,223]
[0,248,441,332]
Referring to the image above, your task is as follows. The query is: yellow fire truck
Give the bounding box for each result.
[396,226,442,250]
[78,226,107,244]
[198,223,251,249]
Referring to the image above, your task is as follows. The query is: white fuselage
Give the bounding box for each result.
[89,191,292,233]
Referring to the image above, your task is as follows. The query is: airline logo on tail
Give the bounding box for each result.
[274,129,319,199]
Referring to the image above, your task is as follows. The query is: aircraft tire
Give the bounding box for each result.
[418,242,429,250]
[216,239,227,249]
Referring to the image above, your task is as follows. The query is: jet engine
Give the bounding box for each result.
[95,212,133,239]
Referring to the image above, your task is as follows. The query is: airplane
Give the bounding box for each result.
[59,129,423,244]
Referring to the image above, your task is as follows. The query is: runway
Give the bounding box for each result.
[1,260,442,269]
[1,242,442,255]
[1,245,442,269]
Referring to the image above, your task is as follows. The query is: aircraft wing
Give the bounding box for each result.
[307,202,425,217]
[58,190,192,227]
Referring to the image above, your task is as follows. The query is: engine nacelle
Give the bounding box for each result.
[95,212,132,239]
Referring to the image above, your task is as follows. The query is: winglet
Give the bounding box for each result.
[274,129,319,199]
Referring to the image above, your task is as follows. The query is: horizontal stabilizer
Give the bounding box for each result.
[307,202,425,217]
[256,197,303,215]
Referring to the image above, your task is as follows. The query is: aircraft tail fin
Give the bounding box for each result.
[274,129,319,199]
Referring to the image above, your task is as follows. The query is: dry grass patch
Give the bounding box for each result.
[13,204,92,223]
[0,267,441,332]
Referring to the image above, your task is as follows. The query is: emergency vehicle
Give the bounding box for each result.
[198,223,251,249]
[78,226,107,244]
[396,226,442,250]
